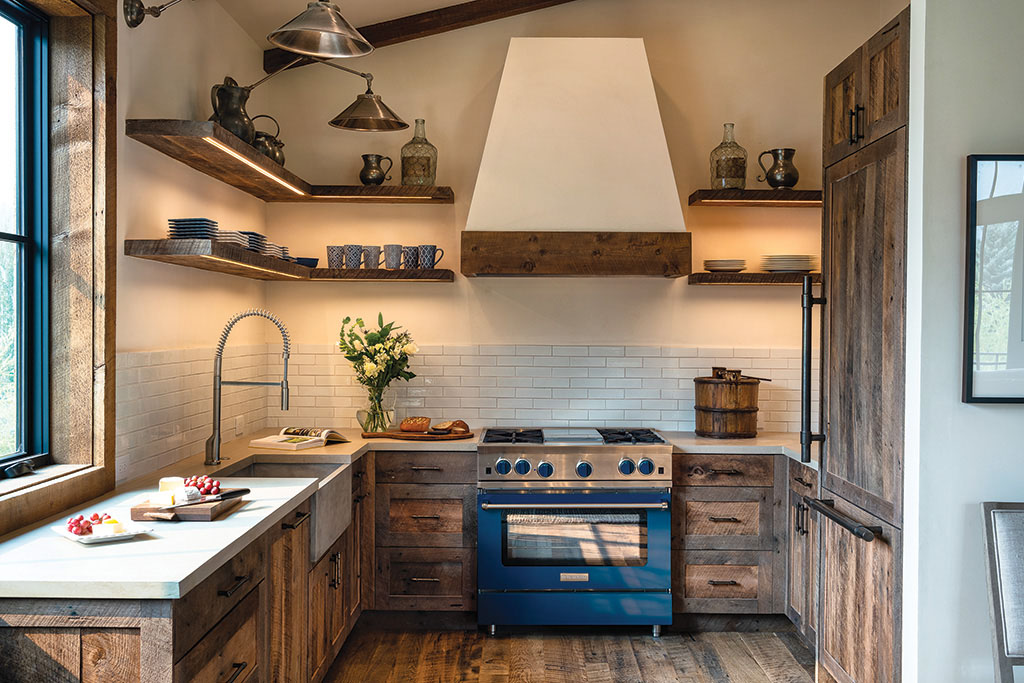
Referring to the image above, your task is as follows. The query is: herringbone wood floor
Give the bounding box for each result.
[325,617,815,682]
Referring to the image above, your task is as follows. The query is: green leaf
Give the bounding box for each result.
[378,312,384,328]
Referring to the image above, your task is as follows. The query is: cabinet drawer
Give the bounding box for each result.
[375,451,476,484]
[674,487,773,551]
[788,459,818,497]
[674,550,773,614]
[674,454,774,487]
[376,483,476,547]
[375,547,475,611]
[173,535,266,660]
[174,586,260,683]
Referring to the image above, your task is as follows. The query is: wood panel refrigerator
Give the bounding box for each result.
[802,6,909,683]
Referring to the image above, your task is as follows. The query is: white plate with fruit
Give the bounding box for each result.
[54,512,152,545]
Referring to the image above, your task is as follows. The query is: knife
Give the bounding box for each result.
[159,488,249,510]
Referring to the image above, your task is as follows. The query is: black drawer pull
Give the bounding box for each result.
[224,662,247,683]
[411,514,441,520]
[707,468,742,476]
[793,476,813,489]
[217,574,250,598]
[804,497,881,542]
[708,516,740,523]
[707,580,738,586]
[282,510,311,530]
[410,466,442,471]
[410,577,440,583]
[848,108,857,144]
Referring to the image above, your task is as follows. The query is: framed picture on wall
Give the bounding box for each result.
[964,154,1024,402]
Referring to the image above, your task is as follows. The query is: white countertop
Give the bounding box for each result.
[0,477,317,600]
[0,426,814,601]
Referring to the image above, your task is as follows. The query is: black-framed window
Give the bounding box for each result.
[0,0,46,466]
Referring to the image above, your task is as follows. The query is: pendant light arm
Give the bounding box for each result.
[314,59,374,92]
[244,57,306,91]
[146,0,184,17]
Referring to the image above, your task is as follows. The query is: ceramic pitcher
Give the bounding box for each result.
[756,148,800,189]
[210,76,255,144]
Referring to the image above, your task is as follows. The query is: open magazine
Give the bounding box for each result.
[248,427,350,451]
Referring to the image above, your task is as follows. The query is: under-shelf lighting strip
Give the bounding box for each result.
[203,136,306,197]
[198,254,305,279]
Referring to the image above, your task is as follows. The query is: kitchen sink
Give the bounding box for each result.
[214,458,352,564]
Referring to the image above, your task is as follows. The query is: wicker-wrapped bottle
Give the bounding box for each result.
[401,118,437,186]
[709,122,747,190]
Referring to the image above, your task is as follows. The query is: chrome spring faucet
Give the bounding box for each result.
[205,309,291,466]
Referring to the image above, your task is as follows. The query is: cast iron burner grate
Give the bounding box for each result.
[482,428,544,444]
[598,429,665,445]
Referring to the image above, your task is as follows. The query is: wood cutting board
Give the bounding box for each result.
[361,430,475,441]
[130,488,246,522]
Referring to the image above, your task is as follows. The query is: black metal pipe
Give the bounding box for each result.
[803,497,881,542]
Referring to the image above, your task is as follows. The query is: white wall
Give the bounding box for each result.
[258,0,899,348]
[907,0,1024,679]
[117,0,273,351]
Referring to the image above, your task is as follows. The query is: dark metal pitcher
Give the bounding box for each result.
[757,148,800,189]
[210,77,255,144]
[359,154,393,186]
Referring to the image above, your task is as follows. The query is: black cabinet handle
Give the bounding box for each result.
[410,577,440,583]
[411,466,442,471]
[804,497,881,542]
[801,275,826,463]
[329,553,339,589]
[848,108,857,144]
[411,514,441,520]
[794,503,804,534]
[708,516,740,523]
[855,104,866,141]
[282,510,311,530]
[217,574,250,598]
[707,580,738,586]
[793,476,813,489]
[707,468,742,476]
[224,662,247,683]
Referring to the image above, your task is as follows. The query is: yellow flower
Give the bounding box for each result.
[363,361,378,377]
[402,342,419,355]
[352,339,363,351]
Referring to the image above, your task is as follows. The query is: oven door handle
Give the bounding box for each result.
[480,502,668,510]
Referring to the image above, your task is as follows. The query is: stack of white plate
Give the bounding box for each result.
[704,258,746,273]
[761,254,818,273]
[212,230,250,248]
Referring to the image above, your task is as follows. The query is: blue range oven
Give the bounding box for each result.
[477,486,672,633]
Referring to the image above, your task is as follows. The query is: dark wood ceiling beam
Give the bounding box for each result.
[263,0,580,73]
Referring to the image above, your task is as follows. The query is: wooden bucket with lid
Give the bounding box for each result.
[694,367,764,439]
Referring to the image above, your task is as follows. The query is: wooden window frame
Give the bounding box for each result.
[0,0,115,536]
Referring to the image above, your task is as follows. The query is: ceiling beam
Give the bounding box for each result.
[263,0,581,73]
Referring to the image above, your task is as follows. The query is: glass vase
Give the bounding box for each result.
[710,122,747,190]
[401,118,438,186]
[356,387,395,434]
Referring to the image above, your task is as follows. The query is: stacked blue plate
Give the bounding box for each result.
[168,218,219,240]
[239,231,268,252]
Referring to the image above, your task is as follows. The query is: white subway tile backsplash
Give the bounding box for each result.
[115,343,818,483]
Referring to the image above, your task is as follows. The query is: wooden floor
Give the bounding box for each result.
[325,618,815,683]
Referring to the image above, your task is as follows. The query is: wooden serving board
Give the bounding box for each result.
[130,489,246,522]
[361,430,475,441]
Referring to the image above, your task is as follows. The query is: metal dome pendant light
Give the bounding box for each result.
[318,62,408,131]
[267,1,373,60]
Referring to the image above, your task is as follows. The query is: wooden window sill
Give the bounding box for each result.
[0,464,90,498]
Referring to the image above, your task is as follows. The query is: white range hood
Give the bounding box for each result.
[466,37,686,233]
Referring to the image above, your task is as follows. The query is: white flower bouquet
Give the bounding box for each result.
[339,313,418,433]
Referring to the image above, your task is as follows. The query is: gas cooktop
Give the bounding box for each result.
[481,427,665,446]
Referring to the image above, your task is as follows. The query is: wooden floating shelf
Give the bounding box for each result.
[687,272,822,286]
[124,239,455,283]
[310,268,454,282]
[125,119,454,204]
[688,188,823,207]
[461,231,692,278]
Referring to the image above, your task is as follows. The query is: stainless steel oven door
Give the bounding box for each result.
[476,488,671,591]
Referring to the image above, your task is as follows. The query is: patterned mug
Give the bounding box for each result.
[418,244,445,268]
[344,244,363,269]
[401,246,419,270]
[326,245,345,269]
[362,245,383,269]
[383,244,402,269]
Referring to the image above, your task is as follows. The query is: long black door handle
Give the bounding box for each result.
[801,276,826,462]
[803,497,881,542]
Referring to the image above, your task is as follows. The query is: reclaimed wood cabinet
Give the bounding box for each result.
[785,460,818,645]
[823,6,909,166]
[267,501,311,682]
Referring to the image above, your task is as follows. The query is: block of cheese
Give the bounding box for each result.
[173,486,201,503]
[158,477,185,492]
[150,490,174,506]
